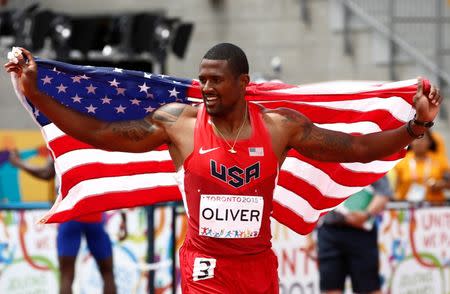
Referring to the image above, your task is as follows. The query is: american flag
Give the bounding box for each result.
[11,58,420,235]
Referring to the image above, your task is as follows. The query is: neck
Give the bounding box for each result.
[210,102,248,135]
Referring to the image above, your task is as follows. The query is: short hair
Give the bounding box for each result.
[203,43,249,76]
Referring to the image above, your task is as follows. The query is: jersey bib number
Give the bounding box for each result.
[193,257,216,281]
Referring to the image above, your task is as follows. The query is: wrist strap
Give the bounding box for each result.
[413,115,434,128]
[406,120,424,139]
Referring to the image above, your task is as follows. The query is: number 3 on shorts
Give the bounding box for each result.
[193,257,216,281]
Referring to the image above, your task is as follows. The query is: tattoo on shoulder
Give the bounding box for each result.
[278,108,311,136]
[152,103,188,124]
[268,107,304,124]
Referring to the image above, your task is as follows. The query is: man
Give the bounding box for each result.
[5,43,442,293]
[8,149,126,294]
[306,176,392,294]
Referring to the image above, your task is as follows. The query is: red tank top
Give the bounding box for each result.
[177,102,279,256]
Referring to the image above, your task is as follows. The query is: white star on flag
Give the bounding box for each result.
[108,79,120,87]
[56,83,67,93]
[85,104,98,113]
[41,75,53,85]
[71,94,83,103]
[130,98,141,105]
[34,109,39,117]
[144,73,152,78]
[52,67,61,74]
[115,105,126,113]
[113,68,123,73]
[116,87,126,96]
[80,74,90,80]
[101,95,112,104]
[138,82,150,93]
[168,87,180,98]
[86,84,97,94]
[144,106,156,113]
[71,76,82,83]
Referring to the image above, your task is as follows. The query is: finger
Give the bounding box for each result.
[416,76,423,97]
[430,86,440,105]
[5,67,21,75]
[429,84,436,99]
[434,88,442,105]
[5,64,22,72]
[4,61,17,67]
[18,47,35,65]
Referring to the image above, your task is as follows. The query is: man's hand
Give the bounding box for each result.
[413,77,442,122]
[4,47,39,97]
[344,211,370,229]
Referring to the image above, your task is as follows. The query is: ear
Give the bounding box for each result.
[239,74,250,88]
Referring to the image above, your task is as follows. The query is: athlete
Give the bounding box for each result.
[5,43,442,293]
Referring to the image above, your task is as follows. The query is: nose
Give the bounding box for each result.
[202,80,213,93]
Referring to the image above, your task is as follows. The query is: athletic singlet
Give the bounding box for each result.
[176,102,279,256]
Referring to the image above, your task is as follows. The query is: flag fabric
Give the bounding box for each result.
[11,58,421,235]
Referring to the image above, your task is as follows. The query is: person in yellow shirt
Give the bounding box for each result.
[430,131,448,161]
[394,130,450,202]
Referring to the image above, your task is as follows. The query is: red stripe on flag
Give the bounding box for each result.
[257,102,406,128]
[272,201,318,235]
[50,135,170,158]
[44,186,182,223]
[278,173,351,210]
[60,161,176,196]
[248,91,415,103]
[50,136,93,157]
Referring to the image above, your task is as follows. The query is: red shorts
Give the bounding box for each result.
[179,242,279,294]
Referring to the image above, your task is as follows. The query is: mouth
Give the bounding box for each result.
[204,95,219,106]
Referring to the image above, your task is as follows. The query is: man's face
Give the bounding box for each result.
[198,59,246,117]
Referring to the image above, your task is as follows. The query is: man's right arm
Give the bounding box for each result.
[5,48,189,153]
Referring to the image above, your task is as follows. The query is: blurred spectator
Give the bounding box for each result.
[305,176,392,294]
[430,131,448,161]
[8,149,126,294]
[393,130,450,203]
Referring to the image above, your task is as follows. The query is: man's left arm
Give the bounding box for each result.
[284,78,442,163]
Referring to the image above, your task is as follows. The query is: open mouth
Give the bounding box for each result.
[204,95,219,106]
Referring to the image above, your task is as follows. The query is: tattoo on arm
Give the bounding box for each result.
[111,119,156,142]
[109,103,187,142]
[280,108,355,160]
[299,128,355,161]
[152,104,187,124]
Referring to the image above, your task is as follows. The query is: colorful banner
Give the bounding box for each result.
[379,206,450,293]
[0,130,52,206]
[0,205,448,293]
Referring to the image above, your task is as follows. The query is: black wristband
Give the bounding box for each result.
[413,115,434,128]
[406,120,424,139]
